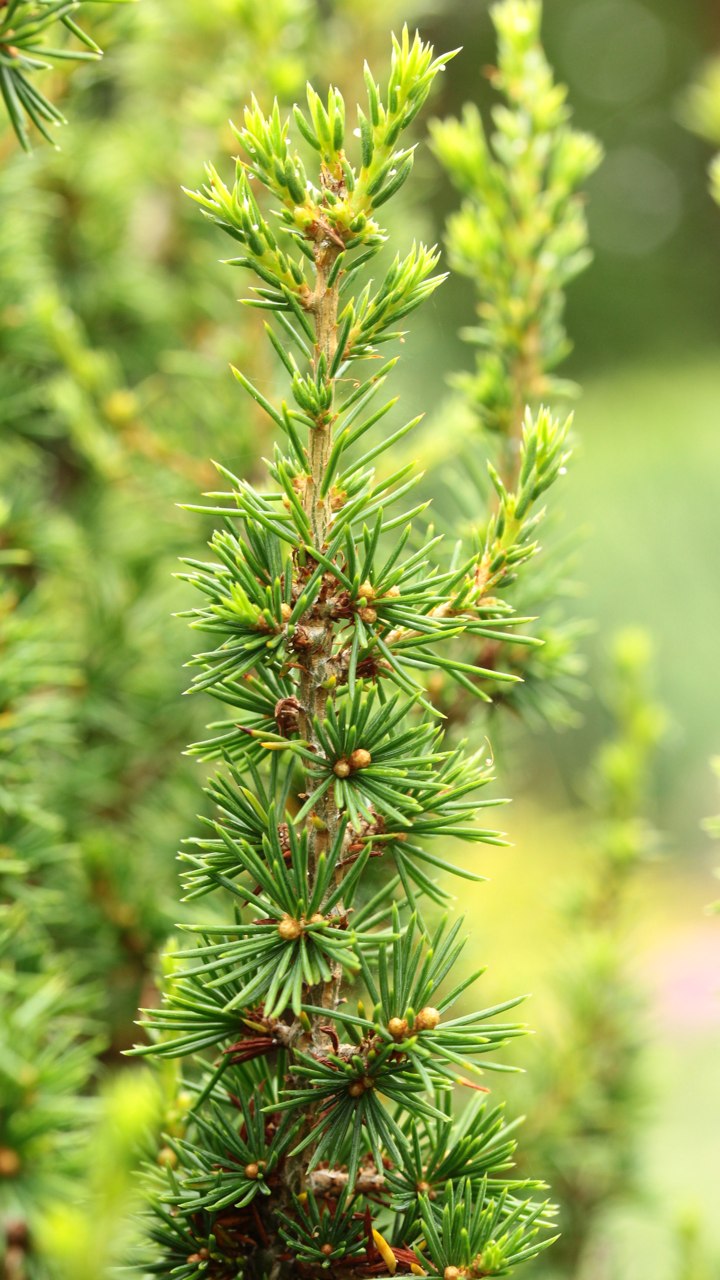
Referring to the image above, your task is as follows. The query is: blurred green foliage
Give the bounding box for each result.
[516,631,666,1280]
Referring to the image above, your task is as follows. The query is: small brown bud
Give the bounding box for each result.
[277,915,303,941]
[280,602,293,621]
[444,1268,461,1280]
[384,585,401,598]
[348,1080,366,1097]
[187,1251,209,1264]
[321,1244,334,1257]
[157,1146,177,1168]
[359,606,377,623]
[308,913,325,925]
[416,1180,432,1195]
[358,580,375,601]
[388,1017,409,1041]
[244,1162,260,1180]
[349,748,372,771]
[0,1148,21,1177]
[415,1006,441,1032]
[333,758,351,778]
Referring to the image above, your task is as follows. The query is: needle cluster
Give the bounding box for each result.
[0,0,126,149]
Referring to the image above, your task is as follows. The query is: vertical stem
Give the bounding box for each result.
[301,229,343,951]
[298,233,342,837]
[279,231,344,1219]
[303,242,339,547]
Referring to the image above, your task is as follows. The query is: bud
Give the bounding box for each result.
[388,1016,409,1040]
[333,758,351,777]
[277,915,303,940]
[244,1162,260,1179]
[349,748,372,770]
[415,1006,441,1031]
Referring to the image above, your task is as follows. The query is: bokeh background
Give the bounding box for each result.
[1,0,718,1276]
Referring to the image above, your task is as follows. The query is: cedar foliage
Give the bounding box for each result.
[133,23,568,1280]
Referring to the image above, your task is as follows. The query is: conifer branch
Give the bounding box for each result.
[431,0,601,486]
[427,0,602,725]
[135,29,556,1280]
[0,0,128,150]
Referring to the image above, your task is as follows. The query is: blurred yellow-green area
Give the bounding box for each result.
[1,0,719,1277]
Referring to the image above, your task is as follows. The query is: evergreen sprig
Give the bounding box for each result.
[428,0,602,725]
[135,27,555,1280]
[0,0,128,149]
[419,1179,553,1279]
[430,0,602,462]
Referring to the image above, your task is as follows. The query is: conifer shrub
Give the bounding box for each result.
[132,23,570,1280]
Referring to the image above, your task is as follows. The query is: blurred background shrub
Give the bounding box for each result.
[0,0,718,1277]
